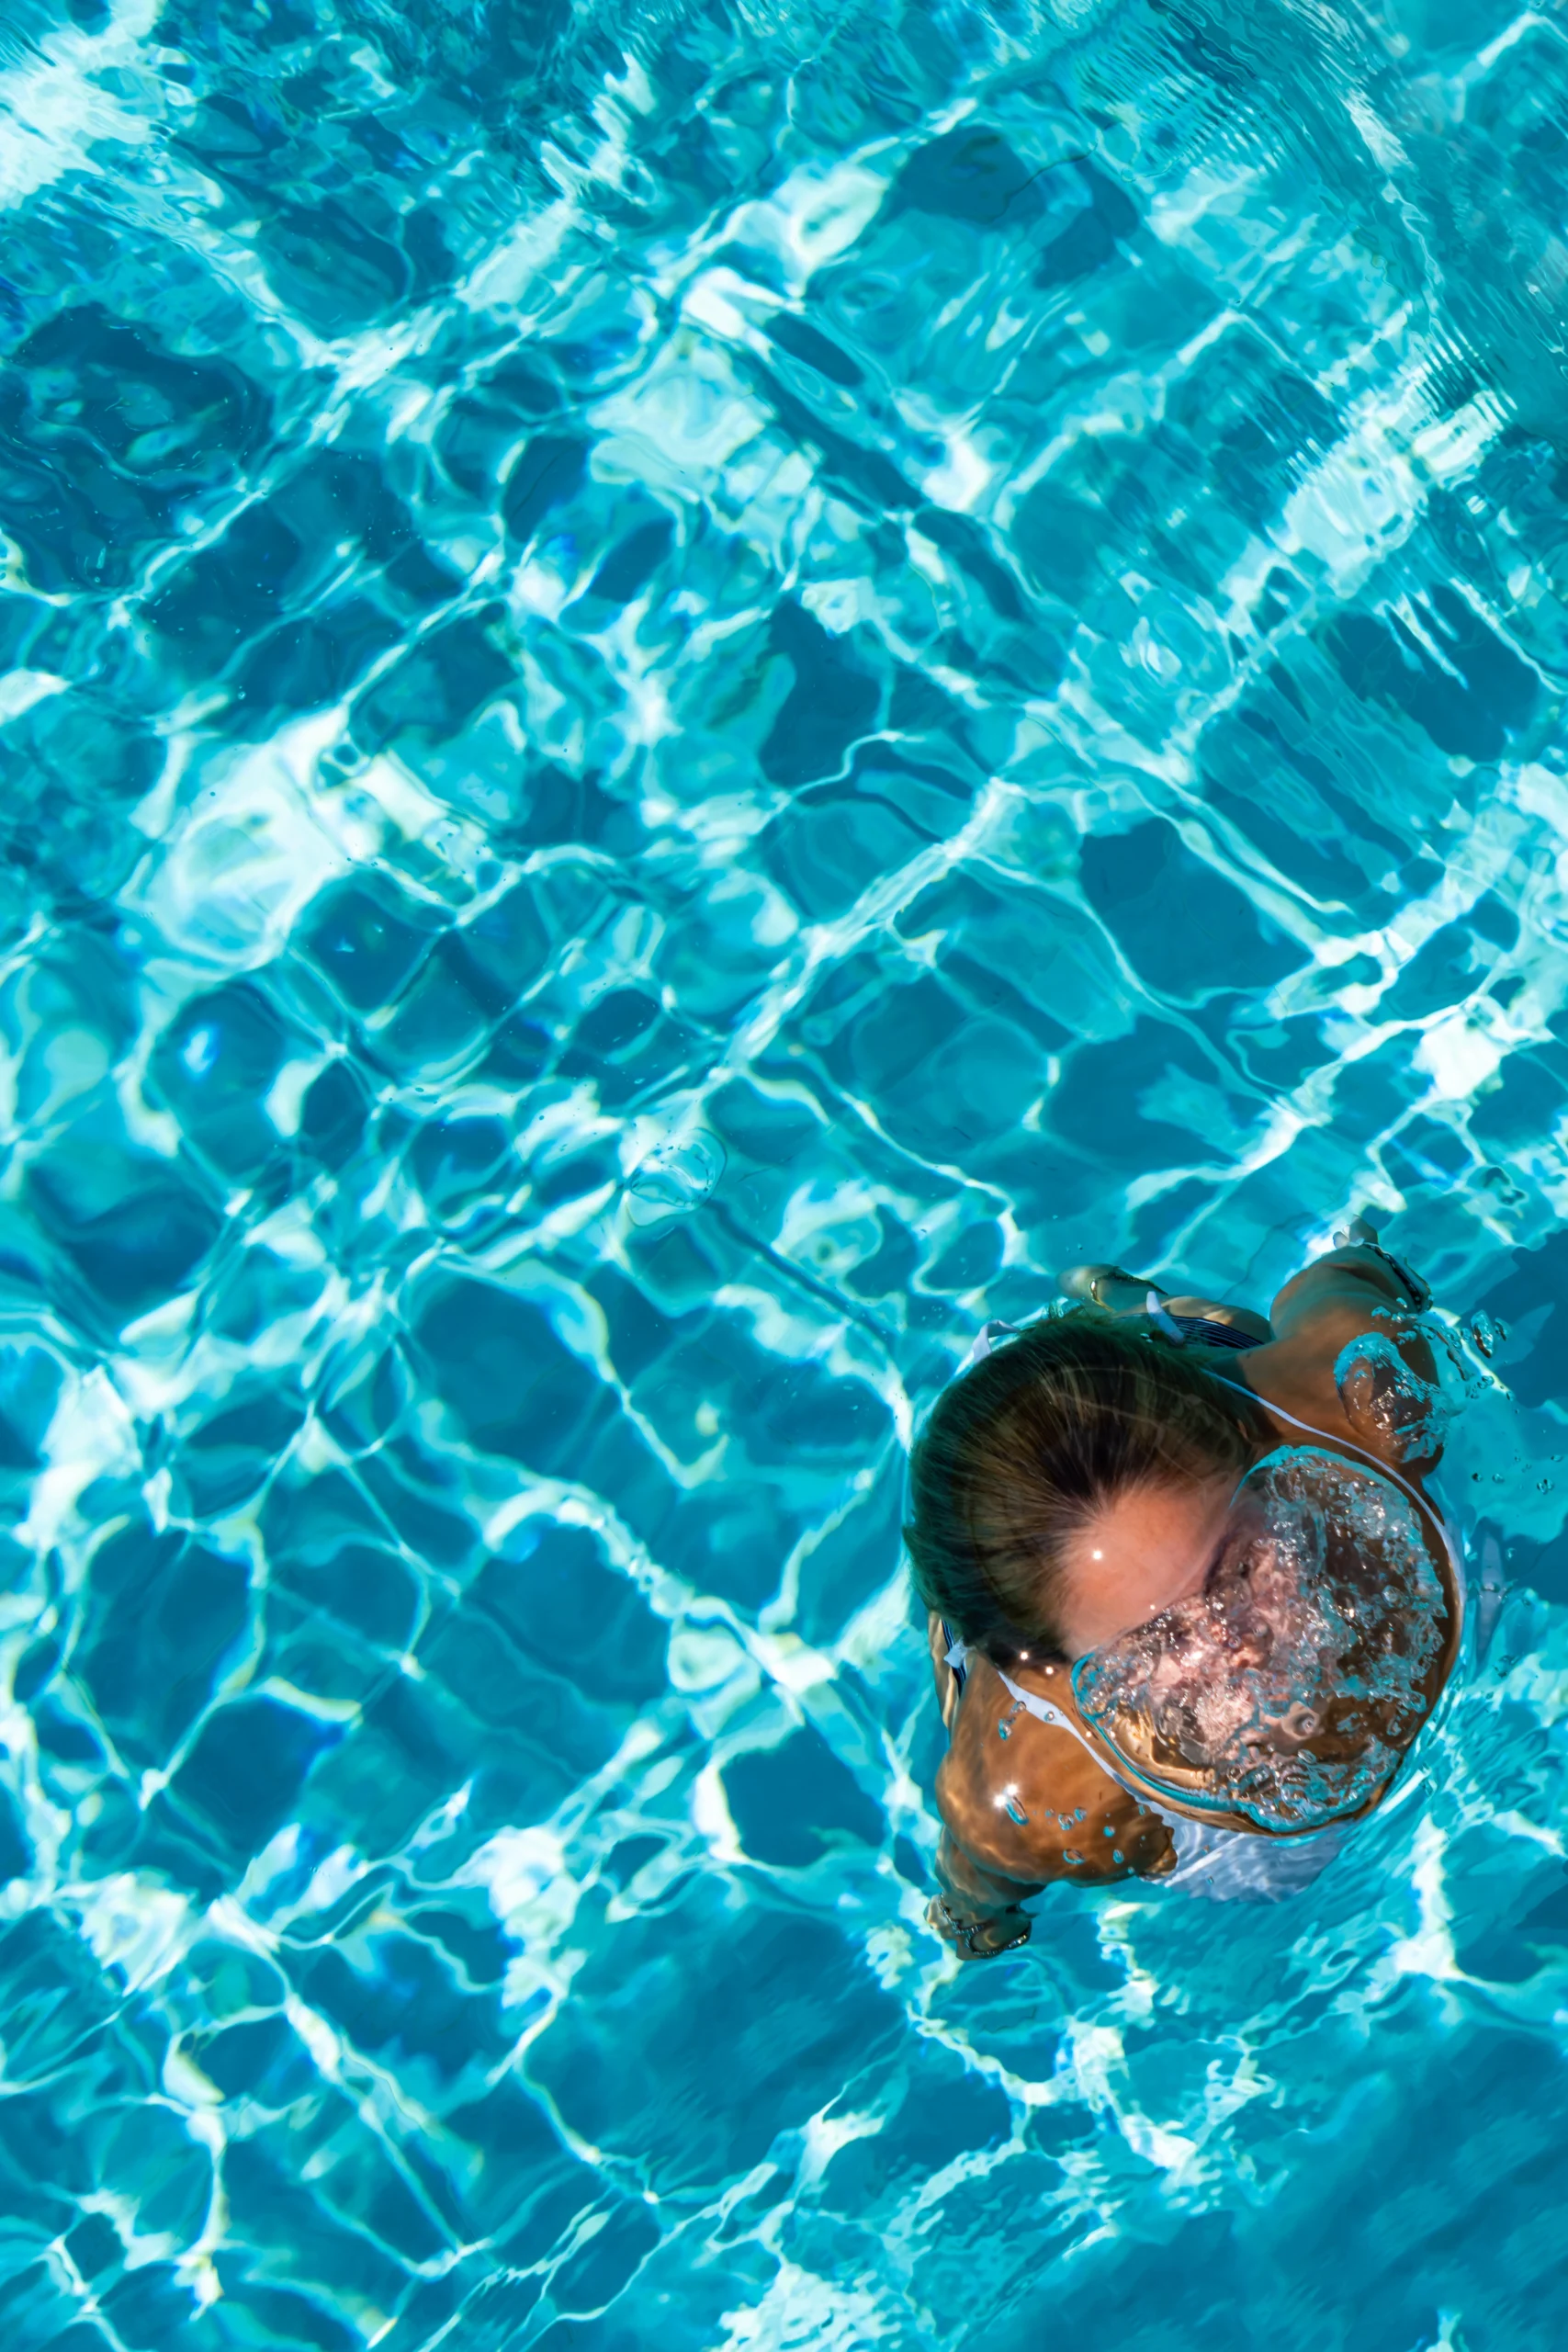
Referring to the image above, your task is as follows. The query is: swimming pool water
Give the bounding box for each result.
[7,0,1568,2344]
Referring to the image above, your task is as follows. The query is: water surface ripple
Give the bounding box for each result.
[5,0,1568,2345]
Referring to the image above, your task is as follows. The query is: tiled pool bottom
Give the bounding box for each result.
[6,0,1568,2342]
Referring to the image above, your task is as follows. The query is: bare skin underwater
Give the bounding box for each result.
[922,1229,1460,1958]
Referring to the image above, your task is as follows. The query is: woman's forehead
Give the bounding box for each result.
[1077,1472,1234,1554]
[1060,1475,1235,1652]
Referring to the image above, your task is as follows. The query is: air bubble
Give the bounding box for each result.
[1467,1310,1503,1358]
[1334,1327,1459,1458]
[1075,1449,1445,1832]
[626,1129,727,1225]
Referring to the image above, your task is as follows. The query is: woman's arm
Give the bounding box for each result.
[1269,1241,1420,1338]
[926,1625,1174,1955]
[1257,1228,1449,1472]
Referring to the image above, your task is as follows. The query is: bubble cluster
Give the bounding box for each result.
[1076,1450,1448,1830]
[1335,1325,1460,1462]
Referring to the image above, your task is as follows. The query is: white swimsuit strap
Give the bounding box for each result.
[944,1631,1139,1792]
[993,1668,1145,1792]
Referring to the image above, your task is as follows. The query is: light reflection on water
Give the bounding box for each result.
[3,0,1568,2345]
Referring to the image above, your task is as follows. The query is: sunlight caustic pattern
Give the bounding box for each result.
[5,0,1568,2346]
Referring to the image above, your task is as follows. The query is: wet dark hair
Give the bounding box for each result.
[905,1309,1273,1665]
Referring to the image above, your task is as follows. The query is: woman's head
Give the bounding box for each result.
[906,1310,1273,1665]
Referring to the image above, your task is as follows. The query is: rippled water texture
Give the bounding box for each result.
[11,0,1568,2344]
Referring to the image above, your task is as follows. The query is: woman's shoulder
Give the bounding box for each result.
[1228,1296,1450,1485]
[1221,1320,1368,1452]
[934,1649,1171,1884]
[1206,1321,1465,1696]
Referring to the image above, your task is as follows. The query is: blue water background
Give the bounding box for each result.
[6,0,1568,2344]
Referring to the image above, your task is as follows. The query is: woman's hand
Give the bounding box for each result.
[927,1894,1032,1959]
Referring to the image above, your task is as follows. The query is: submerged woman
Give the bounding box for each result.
[908,1222,1465,1956]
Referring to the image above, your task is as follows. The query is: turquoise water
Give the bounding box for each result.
[8,0,1568,2343]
